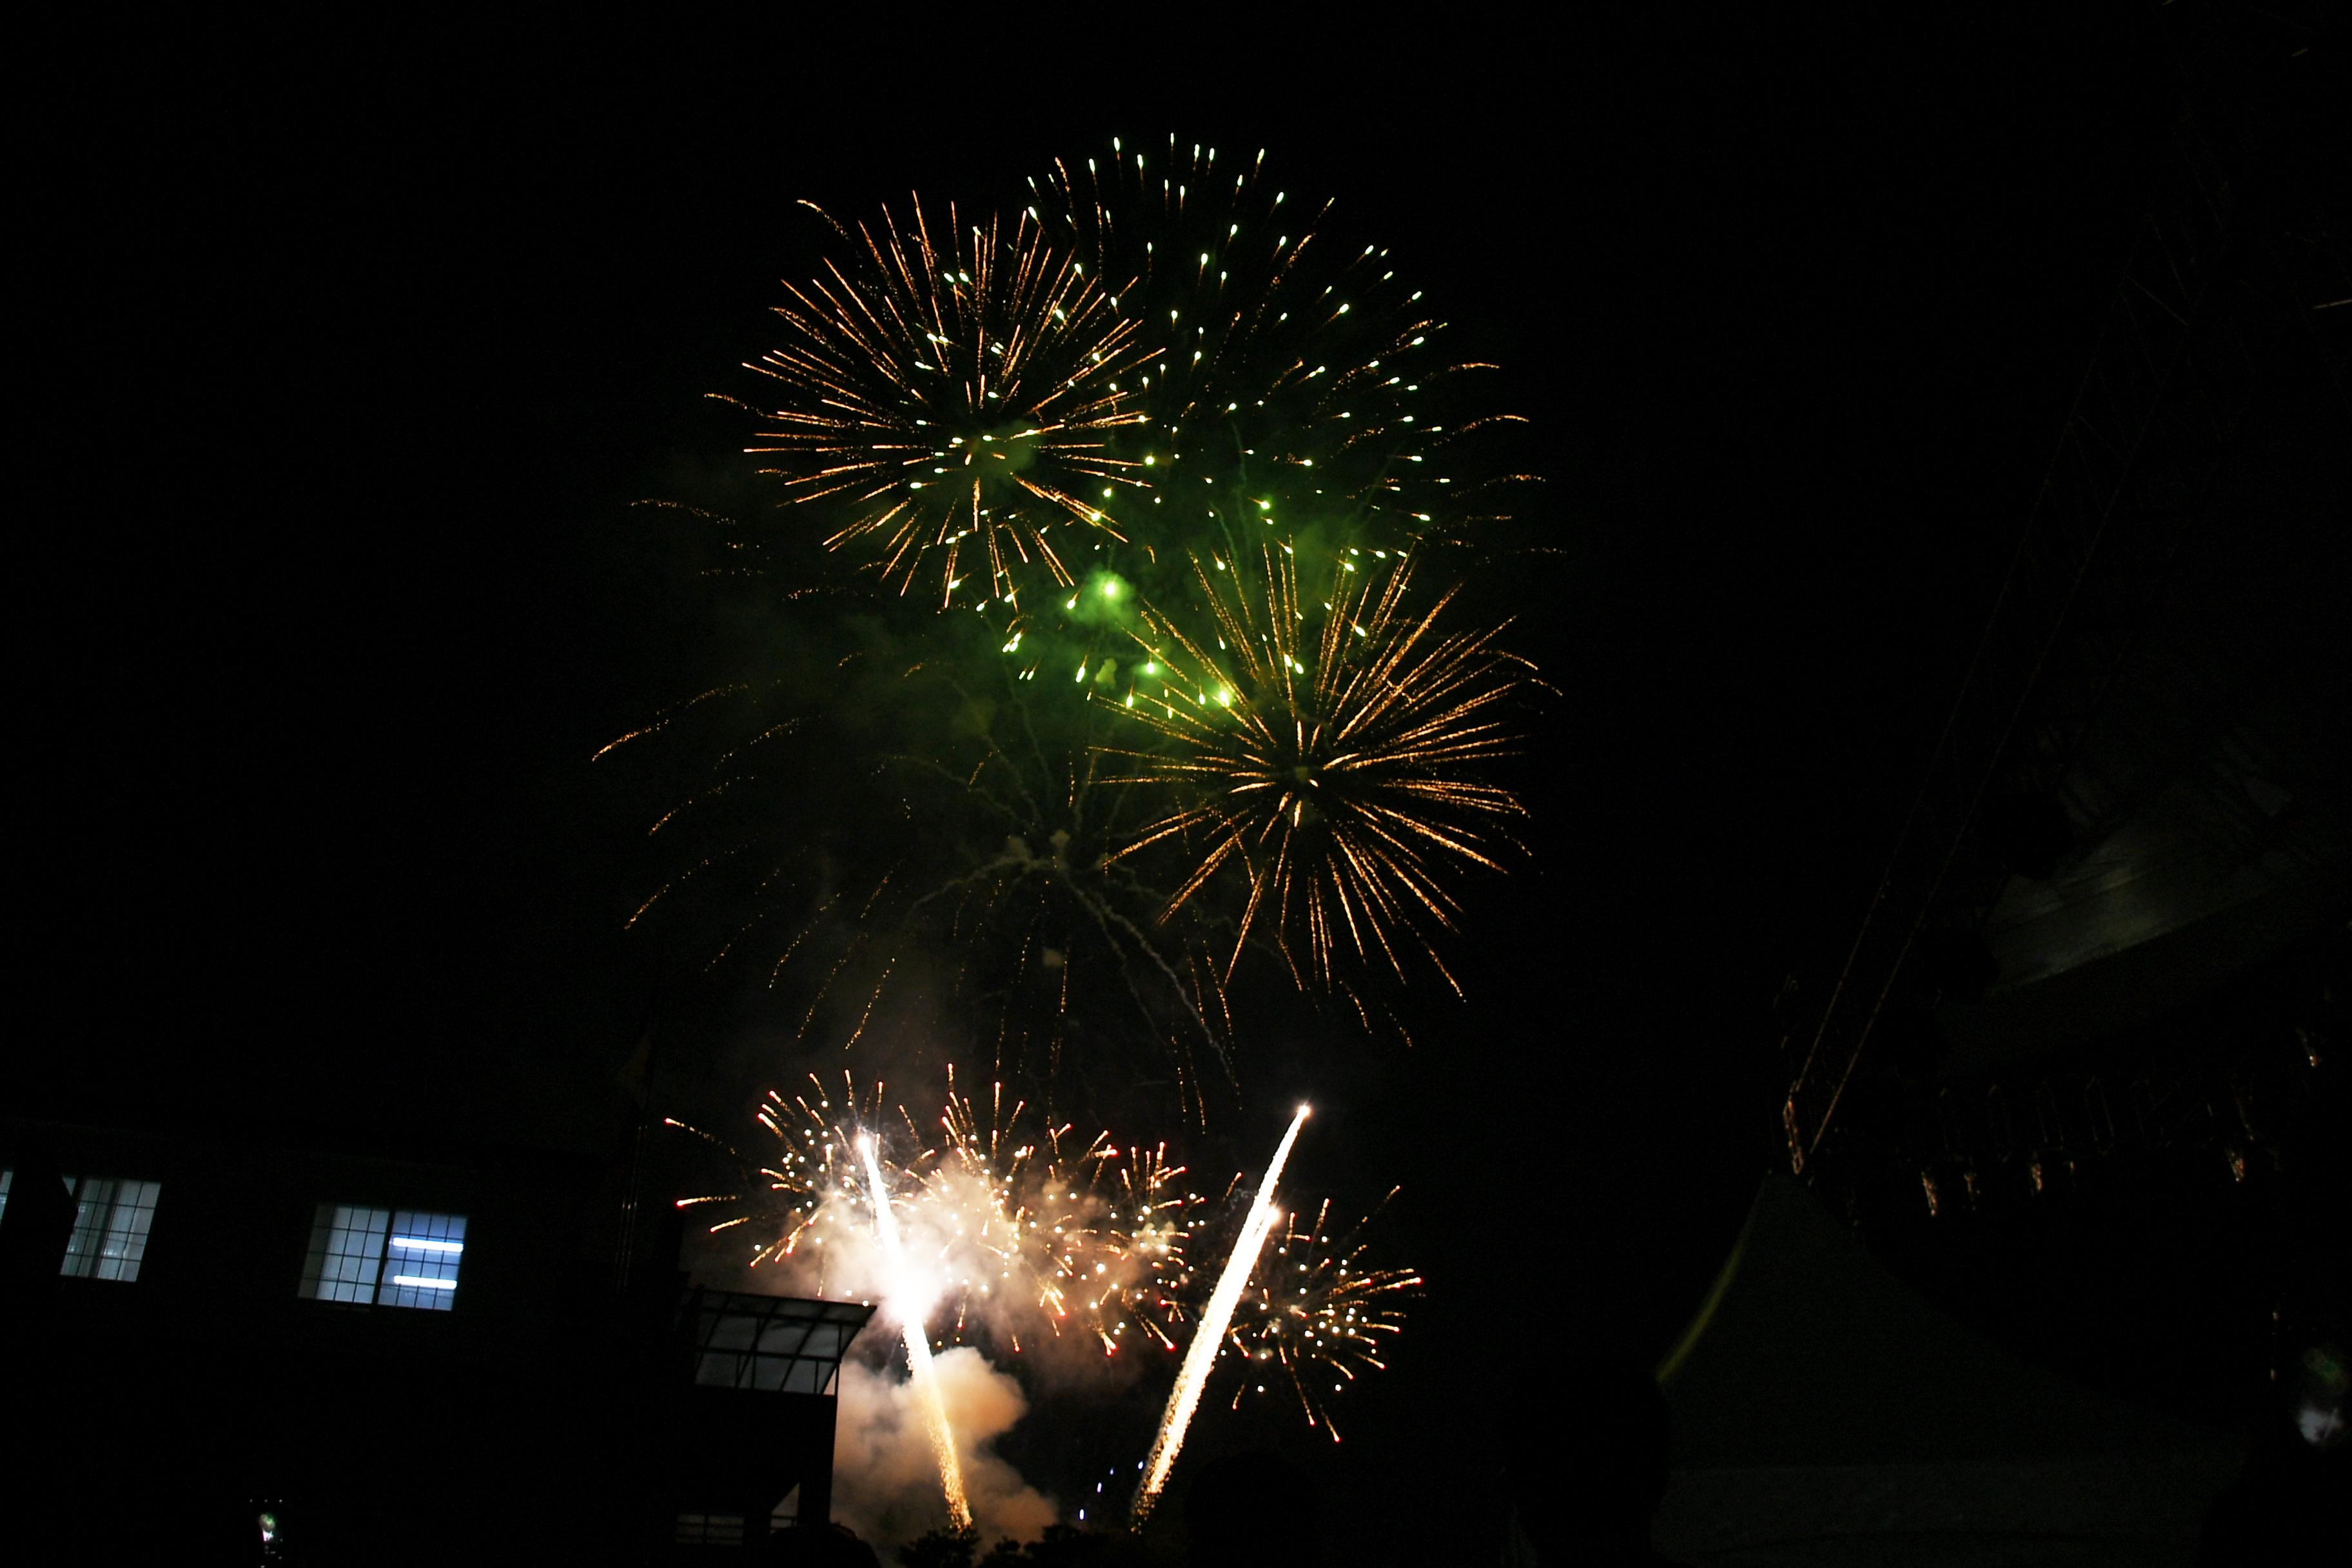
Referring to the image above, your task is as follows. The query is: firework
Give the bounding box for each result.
[740,197,1152,611]
[673,1074,926,1265]
[1031,135,1530,583]
[679,1083,1411,1464]
[1223,1193,1418,1441]
[1132,1103,1310,1526]
[675,1073,1206,1359]
[936,1080,1202,1357]
[603,645,1240,1103]
[1099,547,1529,995]
[674,1074,1017,1313]
[859,1132,972,1531]
[618,142,1539,1093]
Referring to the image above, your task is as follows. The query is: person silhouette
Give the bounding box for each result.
[0,1139,77,1322]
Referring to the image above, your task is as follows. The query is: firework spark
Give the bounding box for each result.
[1132,1103,1310,1526]
[677,1083,1413,1458]
[669,1075,887,1285]
[678,1073,1205,1358]
[605,655,1239,1102]
[1224,1193,1419,1441]
[935,1079,1202,1357]
[1101,548,1529,995]
[741,197,1152,609]
[1032,135,1529,576]
[859,1132,972,1531]
[620,142,1539,1084]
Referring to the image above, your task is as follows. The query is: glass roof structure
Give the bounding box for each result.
[681,1289,875,1395]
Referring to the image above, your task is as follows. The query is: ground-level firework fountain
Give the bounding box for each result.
[1131,1104,1311,1526]
[859,1133,973,1531]
[670,1080,1413,1535]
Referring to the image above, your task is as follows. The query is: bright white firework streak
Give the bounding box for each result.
[858,1135,972,1531]
[1131,1104,1311,1526]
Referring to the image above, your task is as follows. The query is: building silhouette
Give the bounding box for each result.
[0,1117,874,1564]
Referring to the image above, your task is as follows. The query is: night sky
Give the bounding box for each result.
[26,10,2253,1553]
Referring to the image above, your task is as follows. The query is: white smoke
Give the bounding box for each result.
[832,1347,1059,1547]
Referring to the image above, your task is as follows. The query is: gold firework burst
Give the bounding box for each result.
[741,197,1153,607]
[1101,548,1527,992]
[674,1072,1206,1357]
[1226,1193,1418,1440]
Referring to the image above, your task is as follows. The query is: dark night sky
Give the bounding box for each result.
[24,8,2255,1549]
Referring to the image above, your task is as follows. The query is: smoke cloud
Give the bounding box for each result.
[832,1347,1059,1547]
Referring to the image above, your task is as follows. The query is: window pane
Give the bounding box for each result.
[378,1210,466,1311]
[59,1177,113,1278]
[705,1313,758,1353]
[92,1180,161,1282]
[684,1295,872,1398]
[298,1206,464,1310]
[300,1204,389,1304]
[59,1177,162,1282]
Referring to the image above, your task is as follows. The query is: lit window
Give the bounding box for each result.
[299,1204,466,1310]
[2,1170,166,1282]
[60,1175,163,1282]
[302,1204,387,1302]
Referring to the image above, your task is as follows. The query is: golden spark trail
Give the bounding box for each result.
[1100,551,1530,996]
[1131,1103,1311,1526]
[859,1134,972,1531]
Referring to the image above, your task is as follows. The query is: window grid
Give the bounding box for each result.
[380,1210,466,1308]
[675,1513,744,1545]
[59,1176,162,1282]
[302,1204,389,1302]
[299,1203,465,1309]
[685,1291,872,1394]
